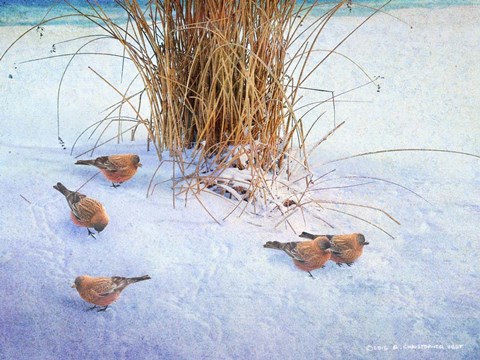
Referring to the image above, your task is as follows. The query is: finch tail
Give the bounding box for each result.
[127,275,151,284]
[264,241,300,260]
[299,231,318,240]
[75,159,96,166]
[53,182,72,197]
[263,241,284,250]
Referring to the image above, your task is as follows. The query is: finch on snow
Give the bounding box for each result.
[53,182,109,238]
[72,274,151,311]
[299,232,369,266]
[264,237,332,277]
[75,154,142,187]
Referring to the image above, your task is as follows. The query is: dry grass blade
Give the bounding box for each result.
[75,171,101,192]
[297,0,394,88]
[0,14,82,62]
[312,199,401,225]
[71,118,138,155]
[328,175,432,204]
[19,194,32,205]
[310,181,376,191]
[321,148,480,166]
[324,207,395,239]
[74,124,139,158]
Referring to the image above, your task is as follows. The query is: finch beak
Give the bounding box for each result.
[71,284,76,288]
[138,163,143,168]
[364,242,370,245]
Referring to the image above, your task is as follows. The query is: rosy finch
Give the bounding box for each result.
[72,274,151,312]
[53,182,109,238]
[264,237,331,277]
[299,232,369,266]
[75,154,142,187]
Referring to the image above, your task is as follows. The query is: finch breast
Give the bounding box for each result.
[293,240,331,271]
[70,211,88,227]
[84,289,120,307]
[72,197,108,228]
[329,233,367,264]
[100,168,135,183]
[331,248,363,264]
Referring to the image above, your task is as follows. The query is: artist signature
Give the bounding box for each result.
[366,344,464,352]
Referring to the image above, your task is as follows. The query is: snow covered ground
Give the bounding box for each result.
[0,4,479,360]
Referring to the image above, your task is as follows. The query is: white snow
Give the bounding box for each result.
[0,5,479,360]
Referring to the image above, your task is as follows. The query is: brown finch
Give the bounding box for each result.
[299,232,369,266]
[264,237,331,277]
[72,275,151,312]
[53,182,109,238]
[75,154,142,187]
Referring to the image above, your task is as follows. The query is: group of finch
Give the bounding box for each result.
[264,232,369,278]
[53,153,369,311]
[54,153,150,312]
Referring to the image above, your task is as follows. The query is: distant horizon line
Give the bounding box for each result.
[1,0,479,6]
[1,0,478,27]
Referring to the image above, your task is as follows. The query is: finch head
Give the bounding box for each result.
[91,212,109,233]
[71,276,83,288]
[94,223,107,232]
[357,234,369,246]
[132,155,142,168]
[319,239,331,251]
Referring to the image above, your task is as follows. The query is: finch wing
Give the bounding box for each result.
[329,244,343,257]
[97,289,116,297]
[94,156,120,172]
[281,242,307,263]
[87,286,114,298]
[92,279,119,297]
[66,192,87,218]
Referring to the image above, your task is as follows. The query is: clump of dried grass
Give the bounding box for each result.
[62,0,358,216]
